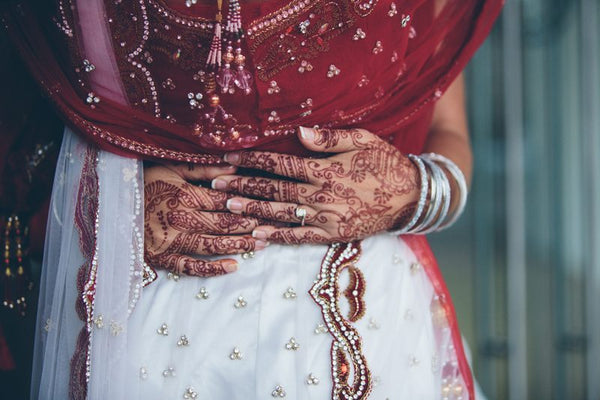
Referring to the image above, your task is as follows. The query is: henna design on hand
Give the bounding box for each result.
[146,252,229,277]
[144,164,264,277]
[244,200,301,222]
[266,227,330,245]
[223,176,308,203]
[313,128,370,151]
[235,152,311,182]
[222,128,420,244]
[166,210,258,235]
[145,179,228,213]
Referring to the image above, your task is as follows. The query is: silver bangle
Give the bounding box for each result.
[397,154,429,234]
[421,155,452,233]
[423,153,468,230]
[413,157,442,233]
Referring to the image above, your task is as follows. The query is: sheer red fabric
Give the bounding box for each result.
[2,0,503,163]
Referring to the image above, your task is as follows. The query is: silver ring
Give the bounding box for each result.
[294,206,307,227]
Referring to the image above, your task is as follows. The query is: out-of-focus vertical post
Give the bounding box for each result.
[502,1,528,399]
[580,0,600,398]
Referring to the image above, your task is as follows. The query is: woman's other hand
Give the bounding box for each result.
[144,163,268,277]
[211,128,420,244]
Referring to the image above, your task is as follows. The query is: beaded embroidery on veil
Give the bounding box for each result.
[31,129,147,399]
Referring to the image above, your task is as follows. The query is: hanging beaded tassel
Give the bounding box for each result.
[2,216,13,311]
[1,215,30,316]
[206,0,224,72]
[217,0,238,94]
[197,0,252,144]
[217,44,236,94]
[216,0,253,95]
[227,0,252,94]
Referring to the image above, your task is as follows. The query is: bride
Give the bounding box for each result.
[2,0,503,398]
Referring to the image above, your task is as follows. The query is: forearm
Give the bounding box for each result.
[422,128,472,215]
[421,73,472,216]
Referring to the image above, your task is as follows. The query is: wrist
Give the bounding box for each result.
[389,152,468,235]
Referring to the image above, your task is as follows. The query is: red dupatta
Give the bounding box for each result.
[2,0,503,163]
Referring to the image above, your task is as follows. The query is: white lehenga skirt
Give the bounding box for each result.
[127,235,447,400]
[32,129,471,400]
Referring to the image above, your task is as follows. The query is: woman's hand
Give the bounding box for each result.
[144,163,268,277]
[211,127,420,244]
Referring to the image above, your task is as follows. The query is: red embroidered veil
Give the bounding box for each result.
[2,0,503,398]
[2,0,502,162]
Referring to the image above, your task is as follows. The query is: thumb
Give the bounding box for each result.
[297,126,375,153]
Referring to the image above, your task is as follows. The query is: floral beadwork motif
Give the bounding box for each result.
[249,0,355,81]
[310,242,372,400]
[350,0,380,17]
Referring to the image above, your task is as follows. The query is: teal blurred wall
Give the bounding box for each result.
[429,0,600,399]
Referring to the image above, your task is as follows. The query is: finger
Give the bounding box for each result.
[144,179,230,211]
[157,253,238,277]
[226,197,319,225]
[168,233,267,255]
[297,127,377,153]
[166,163,237,181]
[211,175,314,202]
[167,210,263,235]
[223,151,310,182]
[181,184,231,211]
[251,225,332,245]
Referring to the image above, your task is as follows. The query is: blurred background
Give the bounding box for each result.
[430,0,600,399]
[1,0,598,399]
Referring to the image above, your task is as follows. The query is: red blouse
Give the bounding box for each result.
[2,0,503,163]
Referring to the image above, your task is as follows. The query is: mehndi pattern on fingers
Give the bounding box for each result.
[239,128,420,242]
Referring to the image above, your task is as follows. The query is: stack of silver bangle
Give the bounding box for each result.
[396,153,468,234]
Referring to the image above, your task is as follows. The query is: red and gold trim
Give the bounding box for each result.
[310,242,372,400]
[69,146,100,399]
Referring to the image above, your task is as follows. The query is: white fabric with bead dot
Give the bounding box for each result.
[125,235,463,399]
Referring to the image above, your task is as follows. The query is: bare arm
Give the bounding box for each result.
[423,73,472,213]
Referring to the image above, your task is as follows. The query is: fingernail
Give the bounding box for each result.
[298,126,315,141]
[223,260,238,273]
[226,198,243,212]
[252,229,268,240]
[224,152,240,164]
[255,240,269,250]
[211,178,227,190]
